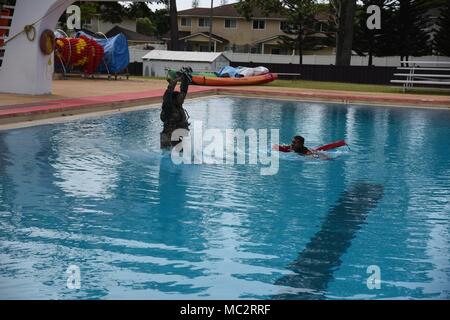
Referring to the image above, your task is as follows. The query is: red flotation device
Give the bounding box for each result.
[314,140,347,151]
[276,145,293,152]
[273,140,347,153]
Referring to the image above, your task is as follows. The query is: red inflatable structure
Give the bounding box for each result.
[55,35,104,75]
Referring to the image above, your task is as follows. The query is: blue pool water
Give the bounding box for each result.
[0,97,449,299]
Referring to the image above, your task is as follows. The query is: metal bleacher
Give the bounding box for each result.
[391,61,450,92]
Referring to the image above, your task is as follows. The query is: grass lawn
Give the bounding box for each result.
[133,76,450,96]
[265,79,450,96]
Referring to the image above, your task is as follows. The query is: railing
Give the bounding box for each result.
[0,4,15,68]
[390,61,450,92]
[223,53,450,67]
[234,62,397,84]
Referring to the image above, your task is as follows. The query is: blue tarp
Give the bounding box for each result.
[76,31,130,74]
[216,66,270,78]
[216,66,240,78]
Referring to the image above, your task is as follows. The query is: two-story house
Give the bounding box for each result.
[78,15,164,48]
[176,3,294,55]
[82,14,137,35]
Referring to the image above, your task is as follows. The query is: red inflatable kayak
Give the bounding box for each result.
[273,140,347,153]
[192,73,278,86]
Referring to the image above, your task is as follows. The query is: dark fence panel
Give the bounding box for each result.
[231,62,397,85]
[129,61,396,85]
[128,62,143,76]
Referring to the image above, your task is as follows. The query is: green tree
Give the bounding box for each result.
[392,0,433,64]
[236,0,320,65]
[59,1,168,38]
[57,1,98,32]
[123,1,169,37]
[97,1,127,23]
[352,0,396,66]
[353,0,436,64]
[329,0,357,66]
[69,1,127,24]
[127,2,153,19]
[434,0,450,56]
[137,17,156,36]
[150,9,170,38]
[168,0,179,50]
[79,2,98,21]
[78,1,156,24]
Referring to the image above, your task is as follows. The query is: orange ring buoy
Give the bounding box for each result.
[39,29,55,55]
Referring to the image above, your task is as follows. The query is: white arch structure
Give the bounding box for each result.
[0,0,146,95]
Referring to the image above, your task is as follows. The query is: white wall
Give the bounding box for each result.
[129,46,165,63]
[212,55,229,72]
[0,0,149,95]
[0,0,74,95]
[224,53,450,67]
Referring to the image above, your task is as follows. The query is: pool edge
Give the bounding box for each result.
[1,86,449,129]
[216,88,450,111]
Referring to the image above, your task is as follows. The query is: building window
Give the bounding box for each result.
[280,21,289,32]
[82,18,92,27]
[198,18,210,28]
[181,18,191,27]
[252,20,266,30]
[224,19,237,29]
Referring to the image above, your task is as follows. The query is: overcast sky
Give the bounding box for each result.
[148,0,239,11]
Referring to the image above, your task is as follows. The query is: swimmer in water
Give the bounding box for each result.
[291,136,330,160]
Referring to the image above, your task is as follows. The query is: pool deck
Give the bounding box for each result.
[1,78,450,126]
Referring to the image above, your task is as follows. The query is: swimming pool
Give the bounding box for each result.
[0,96,449,299]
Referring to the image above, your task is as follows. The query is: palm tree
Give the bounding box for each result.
[169,0,179,50]
[209,0,214,52]
[332,0,357,66]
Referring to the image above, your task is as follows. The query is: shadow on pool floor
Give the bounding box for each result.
[272,181,384,300]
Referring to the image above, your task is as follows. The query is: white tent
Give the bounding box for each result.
[142,50,230,77]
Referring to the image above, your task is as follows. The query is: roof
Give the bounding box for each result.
[315,11,332,21]
[178,3,284,19]
[162,31,192,41]
[142,50,229,63]
[76,28,103,38]
[180,32,229,44]
[105,26,161,43]
[252,35,286,45]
